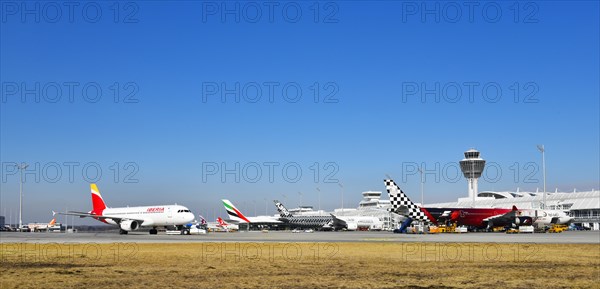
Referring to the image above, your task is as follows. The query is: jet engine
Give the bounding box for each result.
[512,216,533,227]
[120,220,140,231]
[346,222,358,231]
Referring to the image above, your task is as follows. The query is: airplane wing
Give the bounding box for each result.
[56,211,145,224]
[482,206,519,226]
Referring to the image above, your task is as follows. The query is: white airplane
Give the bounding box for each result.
[217,217,239,230]
[525,209,573,228]
[207,217,240,232]
[274,200,383,231]
[222,199,282,224]
[28,217,57,232]
[331,215,384,231]
[58,184,195,235]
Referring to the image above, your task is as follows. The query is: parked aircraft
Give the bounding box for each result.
[384,179,533,229]
[222,199,282,225]
[28,218,57,232]
[330,214,384,231]
[523,209,573,228]
[274,200,336,229]
[274,200,383,230]
[57,184,195,234]
[216,217,238,231]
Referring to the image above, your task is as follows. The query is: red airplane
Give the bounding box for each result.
[384,179,532,229]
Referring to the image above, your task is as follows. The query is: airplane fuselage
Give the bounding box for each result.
[522,209,573,228]
[99,205,194,227]
[425,207,514,228]
[280,215,334,228]
[424,207,571,228]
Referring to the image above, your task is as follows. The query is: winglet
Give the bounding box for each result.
[512,205,518,211]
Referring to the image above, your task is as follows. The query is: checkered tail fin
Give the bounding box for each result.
[384,179,436,224]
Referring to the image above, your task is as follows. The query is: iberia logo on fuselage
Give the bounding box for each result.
[147,207,165,213]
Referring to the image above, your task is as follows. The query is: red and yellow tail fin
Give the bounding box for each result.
[90,184,107,215]
[48,218,56,227]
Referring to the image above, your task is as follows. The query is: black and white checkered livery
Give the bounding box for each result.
[384,179,434,224]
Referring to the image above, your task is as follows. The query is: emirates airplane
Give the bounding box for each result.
[58,184,195,235]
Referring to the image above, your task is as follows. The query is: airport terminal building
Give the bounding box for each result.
[332,191,402,230]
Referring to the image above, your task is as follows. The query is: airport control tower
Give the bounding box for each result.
[459,149,486,200]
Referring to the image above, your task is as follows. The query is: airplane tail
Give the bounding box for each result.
[198,215,207,225]
[273,200,293,217]
[217,217,227,226]
[222,199,250,223]
[90,184,106,215]
[48,218,56,227]
[384,179,436,224]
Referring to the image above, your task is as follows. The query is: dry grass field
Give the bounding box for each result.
[1,242,599,288]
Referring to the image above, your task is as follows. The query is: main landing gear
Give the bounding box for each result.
[149,227,158,235]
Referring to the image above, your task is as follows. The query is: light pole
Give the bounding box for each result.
[316,187,321,212]
[338,183,344,213]
[418,166,424,206]
[17,163,28,230]
[537,145,546,209]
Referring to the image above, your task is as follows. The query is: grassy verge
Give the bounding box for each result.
[2,242,599,288]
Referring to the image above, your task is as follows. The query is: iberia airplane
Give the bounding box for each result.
[57,184,195,235]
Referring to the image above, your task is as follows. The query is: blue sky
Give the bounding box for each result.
[1,1,598,224]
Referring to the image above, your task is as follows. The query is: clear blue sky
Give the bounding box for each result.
[1,1,598,224]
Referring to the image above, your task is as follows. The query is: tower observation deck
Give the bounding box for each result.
[459,149,486,200]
